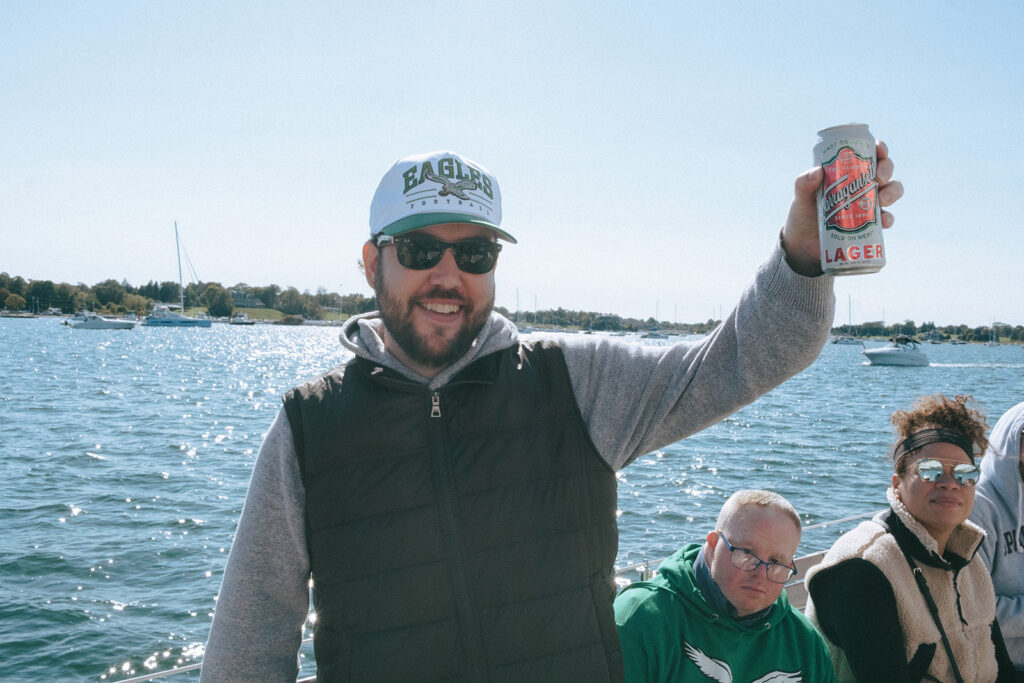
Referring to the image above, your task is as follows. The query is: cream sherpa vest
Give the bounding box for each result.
[805,488,997,683]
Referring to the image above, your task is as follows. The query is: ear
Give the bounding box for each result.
[362,240,378,289]
[706,531,719,548]
[892,472,902,491]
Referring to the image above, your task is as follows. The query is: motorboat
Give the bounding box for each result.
[63,312,136,330]
[861,335,929,366]
[229,311,256,325]
[144,305,213,328]
[831,336,862,345]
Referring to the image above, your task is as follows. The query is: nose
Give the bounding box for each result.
[428,247,462,285]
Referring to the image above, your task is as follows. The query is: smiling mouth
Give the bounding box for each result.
[420,302,460,314]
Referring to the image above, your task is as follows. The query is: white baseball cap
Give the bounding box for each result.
[369,150,516,243]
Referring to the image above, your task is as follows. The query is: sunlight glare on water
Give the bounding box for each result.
[1,318,1022,680]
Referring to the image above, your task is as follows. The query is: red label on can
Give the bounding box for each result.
[821,147,877,233]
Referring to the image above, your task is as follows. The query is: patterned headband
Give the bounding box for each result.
[893,427,975,468]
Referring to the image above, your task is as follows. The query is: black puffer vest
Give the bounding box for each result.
[283,341,623,682]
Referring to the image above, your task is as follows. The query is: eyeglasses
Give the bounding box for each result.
[375,234,501,274]
[912,459,980,487]
[717,533,797,584]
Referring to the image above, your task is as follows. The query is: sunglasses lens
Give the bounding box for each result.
[393,236,499,274]
[454,242,500,274]
[954,464,980,487]
[916,460,943,482]
[396,237,444,270]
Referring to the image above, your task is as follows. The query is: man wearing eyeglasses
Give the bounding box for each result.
[613,490,836,682]
[202,149,902,682]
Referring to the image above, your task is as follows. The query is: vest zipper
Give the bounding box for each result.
[427,389,487,680]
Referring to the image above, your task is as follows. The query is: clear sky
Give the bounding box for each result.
[3,1,1022,327]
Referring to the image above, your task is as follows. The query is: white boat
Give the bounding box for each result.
[144,304,212,328]
[229,311,255,325]
[63,312,136,330]
[861,335,929,366]
[831,336,862,345]
[143,222,212,328]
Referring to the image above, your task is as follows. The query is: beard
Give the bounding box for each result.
[374,266,494,372]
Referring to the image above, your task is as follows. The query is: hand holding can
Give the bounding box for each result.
[815,124,885,275]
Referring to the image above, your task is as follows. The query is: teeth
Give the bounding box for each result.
[422,302,459,314]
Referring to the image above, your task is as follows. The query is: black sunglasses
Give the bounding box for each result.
[375,234,501,274]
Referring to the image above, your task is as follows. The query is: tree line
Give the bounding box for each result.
[1,272,1019,339]
[832,320,1024,343]
[0,272,376,320]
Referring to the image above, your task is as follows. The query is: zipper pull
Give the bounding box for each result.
[430,391,441,418]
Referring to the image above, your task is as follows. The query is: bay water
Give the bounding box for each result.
[2,317,1022,681]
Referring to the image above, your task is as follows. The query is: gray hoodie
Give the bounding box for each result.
[971,400,1024,670]
[200,242,834,682]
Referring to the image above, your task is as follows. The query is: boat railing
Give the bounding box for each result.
[107,510,880,682]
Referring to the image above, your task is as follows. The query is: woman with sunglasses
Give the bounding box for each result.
[804,394,1018,682]
[970,400,1024,674]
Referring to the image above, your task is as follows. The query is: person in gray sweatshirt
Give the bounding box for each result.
[971,400,1024,673]
[200,147,903,682]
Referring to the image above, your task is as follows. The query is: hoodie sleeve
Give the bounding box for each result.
[562,240,834,470]
[970,401,1024,641]
[201,409,311,682]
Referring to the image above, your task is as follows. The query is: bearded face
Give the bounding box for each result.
[367,223,498,377]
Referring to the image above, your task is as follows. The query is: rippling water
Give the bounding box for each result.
[1,318,1022,681]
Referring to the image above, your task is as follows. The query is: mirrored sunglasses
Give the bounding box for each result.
[375,234,501,274]
[718,533,797,584]
[914,458,980,487]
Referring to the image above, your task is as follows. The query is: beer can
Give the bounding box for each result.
[814,124,885,275]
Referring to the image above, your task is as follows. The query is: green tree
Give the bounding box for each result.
[0,274,27,296]
[93,279,127,306]
[122,293,150,315]
[258,285,279,309]
[276,287,305,315]
[27,280,57,309]
[203,283,234,318]
[5,293,26,311]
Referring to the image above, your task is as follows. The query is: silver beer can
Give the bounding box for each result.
[814,124,885,275]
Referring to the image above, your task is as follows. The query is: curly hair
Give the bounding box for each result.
[890,394,989,472]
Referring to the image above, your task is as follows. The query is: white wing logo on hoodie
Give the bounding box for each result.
[684,643,803,683]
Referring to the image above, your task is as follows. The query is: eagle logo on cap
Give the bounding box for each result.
[424,171,477,200]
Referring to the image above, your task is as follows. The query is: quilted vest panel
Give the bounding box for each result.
[284,341,623,682]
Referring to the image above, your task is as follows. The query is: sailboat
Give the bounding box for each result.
[986,323,1000,346]
[831,294,862,345]
[143,222,213,328]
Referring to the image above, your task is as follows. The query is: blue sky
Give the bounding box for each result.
[3,1,1022,327]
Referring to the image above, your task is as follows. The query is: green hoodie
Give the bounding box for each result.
[614,543,835,683]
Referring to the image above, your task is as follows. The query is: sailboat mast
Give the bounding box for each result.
[174,221,185,312]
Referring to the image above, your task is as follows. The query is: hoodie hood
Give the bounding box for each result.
[970,401,1024,669]
[641,542,791,632]
[978,400,1024,523]
[338,310,519,390]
